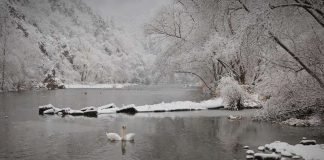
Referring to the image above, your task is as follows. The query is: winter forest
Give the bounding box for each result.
[0,0,324,159]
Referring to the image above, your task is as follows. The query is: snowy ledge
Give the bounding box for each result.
[265,141,324,160]
[65,83,137,89]
[133,98,224,112]
[39,97,263,117]
[244,138,324,160]
[117,97,262,114]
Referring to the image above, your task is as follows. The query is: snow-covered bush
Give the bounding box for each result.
[217,77,246,110]
[256,72,324,122]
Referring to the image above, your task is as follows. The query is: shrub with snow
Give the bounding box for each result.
[217,77,246,110]
[256,72,324,122]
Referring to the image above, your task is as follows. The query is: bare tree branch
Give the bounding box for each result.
[269,31,324,89]
[237,0,250,13]
[269,3,324,18]
[294,0,324,27]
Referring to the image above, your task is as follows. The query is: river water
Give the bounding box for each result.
[0,85,323,160]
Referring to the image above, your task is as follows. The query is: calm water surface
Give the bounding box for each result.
[0,85,323,160]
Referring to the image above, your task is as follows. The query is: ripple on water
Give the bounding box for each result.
[1,88,324,160]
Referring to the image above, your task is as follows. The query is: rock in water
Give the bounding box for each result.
[254,153,281,160]
[81,106,97,117]
[38,104,54,114]
[243,146,249,149]
[300,139,316,145]
[246,155,254,160]
[258,146,265,151]
[281,150,292,157]
[246,150,255,155]
[117,105,138,114]
[228,115,241,120]
[83,110,97,117]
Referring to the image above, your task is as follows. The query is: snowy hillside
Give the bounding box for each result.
[0,0,150,91]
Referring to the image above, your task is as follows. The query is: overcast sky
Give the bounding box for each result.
[83,0,172,37]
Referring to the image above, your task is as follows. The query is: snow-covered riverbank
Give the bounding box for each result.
[65,83,137,89]
[133,98,224,112]
[38,97,265,117]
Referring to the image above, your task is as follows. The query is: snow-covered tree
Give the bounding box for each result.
[148,0,324,120]
[0,0,151,91]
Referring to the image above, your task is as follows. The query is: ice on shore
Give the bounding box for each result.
[39,97,263,116]
[65,83,136,89]
[124,98,224,113]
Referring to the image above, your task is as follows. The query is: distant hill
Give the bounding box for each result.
[0,0,150,91]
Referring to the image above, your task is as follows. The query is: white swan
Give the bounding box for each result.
[106,126,135,141]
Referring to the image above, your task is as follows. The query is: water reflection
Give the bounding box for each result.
[0,87,323,160]
[121,141,126,155]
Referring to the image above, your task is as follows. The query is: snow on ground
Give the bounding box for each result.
[65,83,137,89]
[265,141,324,160]
[128,98,224,112]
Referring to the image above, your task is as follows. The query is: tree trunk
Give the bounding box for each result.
[1,45,5,90]
[269,31,324,89]
[237,0,250,13]
[1,16,7,91]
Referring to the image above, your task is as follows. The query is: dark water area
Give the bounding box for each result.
[0,85,323,160]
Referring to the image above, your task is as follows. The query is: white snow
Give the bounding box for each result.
[254,153,281,159]
[67,109,84,115]
[37,98,255,116]
[265,141,324,160]
[1,1,150,91]
[258,146,265,151]
[80,106,96,112]
[129,98,224,112]
[43,107,61,114]
[246,155,254,159]
[246,150,255,155]
[65,83,136,89]
[98,103,119,114]
[300,140,317,145]
[227,115,242,120]
[38,104,54,109]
